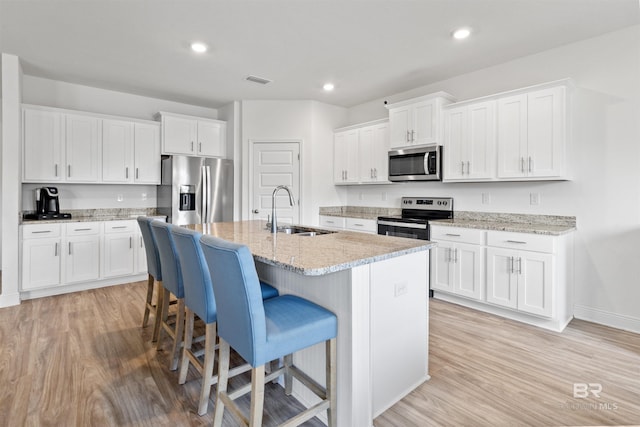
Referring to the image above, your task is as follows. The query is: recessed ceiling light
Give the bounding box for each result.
[190,42,208,53]
[452,28,472,40]
[323,83,335,91]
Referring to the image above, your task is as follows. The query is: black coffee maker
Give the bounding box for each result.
[24,187,72,220]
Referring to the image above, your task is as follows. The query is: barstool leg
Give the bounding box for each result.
[326,338,337,427]
[198,322,217,415]
[169,299,185,371]
[151,283,164,342]
[249,365,265,427]
[213,339,230,427]
[178,308,195,385]
[142,274,155,327]
[284,354,293,395]
[157,288,171,350]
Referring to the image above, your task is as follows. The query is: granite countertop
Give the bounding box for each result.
[319,206,401,220]
[20,208,164,225]
[430,211,577,236]
[186,220,435,276]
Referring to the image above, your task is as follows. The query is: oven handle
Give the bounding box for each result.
[377,220,428,230]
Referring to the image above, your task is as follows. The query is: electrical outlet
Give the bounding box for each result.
[117,194,124,202]
[530,192,540,205]
[141,193,147,201]
[482,193,491,204]
[394,281,408,297]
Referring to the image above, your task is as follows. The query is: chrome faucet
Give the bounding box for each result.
[270,185,295,233]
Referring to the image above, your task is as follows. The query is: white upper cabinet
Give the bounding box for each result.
[103,120,160,184]
[23,108,64,182]
[497,86,566,179]
[65,114,101,182]
[387,93,454,149]
[444,100,496,181]
[334,120,390,185]
[102,119,134,183]
[159,112,227,158]
[23,105,160,185]
[133,123,161,184]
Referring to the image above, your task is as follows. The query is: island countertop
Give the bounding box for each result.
[185,220,435,276]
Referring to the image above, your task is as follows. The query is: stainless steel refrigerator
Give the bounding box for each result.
[157,156,233,225]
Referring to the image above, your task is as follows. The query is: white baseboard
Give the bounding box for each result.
[573,304,640,334]
[0,291,21,308]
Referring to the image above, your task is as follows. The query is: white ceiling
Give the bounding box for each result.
[1,0,638,108]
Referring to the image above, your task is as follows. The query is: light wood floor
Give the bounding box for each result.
[0,281,638,426]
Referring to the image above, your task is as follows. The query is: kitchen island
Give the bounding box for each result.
[185,220,435,427]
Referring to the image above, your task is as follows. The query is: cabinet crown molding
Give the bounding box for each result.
[22,103,159,126]
[384,91,456,110]
[334,118,388,133]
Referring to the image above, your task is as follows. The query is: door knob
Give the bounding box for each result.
[253,209,259,214]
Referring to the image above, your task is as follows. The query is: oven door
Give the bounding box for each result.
[377,220,429,240]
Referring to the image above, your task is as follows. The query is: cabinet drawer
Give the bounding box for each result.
[345,217,377,233]
[66,222,101,236]
[104,220,137,234]
[319,216,345,229]
[22,223,61,239]
[430,226,485,244]
[487,230,555,253]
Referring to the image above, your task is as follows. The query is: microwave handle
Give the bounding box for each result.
[424,153,430,175]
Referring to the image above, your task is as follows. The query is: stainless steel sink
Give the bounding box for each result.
[277,225,335,236]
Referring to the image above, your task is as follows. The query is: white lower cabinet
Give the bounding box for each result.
[319,215,377,234]
[21,224,63,291]
[102,220,136,278]
[431,225,573,331]
[20,220,149,297]
[430,226,484,300]
[65,223,101,284]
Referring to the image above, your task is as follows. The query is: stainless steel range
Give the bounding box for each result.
[377,196,453,297]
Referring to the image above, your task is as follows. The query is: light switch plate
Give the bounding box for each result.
[530,193,540,205]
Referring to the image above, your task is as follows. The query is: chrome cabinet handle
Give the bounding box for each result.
[454,248,458,263]
[446,248,451,263]
[510,256,514,273]
[506,240,527,244]
[68,165,71,177]
[55,164,58,177]
[326,220,334,224]
[374,168,377,178]
[199,142,202,152]
[136,168,139,179]
[528,156,533,173]
[129,237,132,249]
[446,233,461,237]
[406,130,411,142]
[517,257,522,274]
[32,230,51,234]
[461,161,465,175]
[191,141,194,152]
[111,226,127,229]
[68,242,72,255]
[54,242,58,257]
[411,130,416,141]
[74,228,91,232]
[466,161,470,175]
[125,167,129,179]
[521,157,525,173]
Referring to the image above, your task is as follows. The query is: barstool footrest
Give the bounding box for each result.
[280,400,331,427]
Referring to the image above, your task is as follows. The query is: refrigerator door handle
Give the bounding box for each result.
[206,165,212,223]
[201,165,207,223]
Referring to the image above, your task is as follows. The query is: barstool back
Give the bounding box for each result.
[150,221,184,299]
[136,216,162,281]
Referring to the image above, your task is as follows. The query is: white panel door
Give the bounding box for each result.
[497,94,527,179]
[371,122,389,182]
[197,120,225,157]
[527,87,565,178]
[518,252,554,317]
[343,129,359,183]
[134,123,161,184]
[358,126,375,182]
[102,119,134,183]
[163,114,197,155]
[103,234,135,278]
[454,243,483,301]
[444,107,466,180]
[22,238,61,290]
[467,101,496,180]
[430,243,454,292]
[23,108,64,182]
[413,100,436,145]
[251,142,300,225]
[486,247,518,309]
[65,114,100,182]
[66,236,101,284]
[388,106,412,148]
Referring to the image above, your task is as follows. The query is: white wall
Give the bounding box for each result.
[22,184,157,211]
[217,101,241,220]
[240,100,348,225]
[345,26,640,331]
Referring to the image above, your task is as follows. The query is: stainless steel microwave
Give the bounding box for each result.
[388,145,442,181]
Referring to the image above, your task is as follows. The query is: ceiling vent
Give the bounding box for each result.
[245,75,272,85]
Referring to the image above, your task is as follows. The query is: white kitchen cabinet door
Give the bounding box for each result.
[466,101,496,180]
[162,114,197,155]
[497,94,528,179]
[518,252,553,317]
[527,87,565,178]
[388,106,412,149]
[444,106,466,180]
[333,129,358,184]
[358,126,376,182]
[486,247,518,309]
[371,122,390,182]
[413,99,437,146]
[430,242,455,293]
[334,132,348,183]
[197,120,226,157]
[134,123,161,184]
[135,234,148,274]
[102,119,134,183]
[23,108,64,182]
[103,233,135,278]
[22,238,61,290]
[453,243,484,300]
[65,114,101,182]
[65,235,101,284]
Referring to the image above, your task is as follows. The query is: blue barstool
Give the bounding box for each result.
[170,226,279,416]
[136,216,163,341]
[200,235,337,427]
[150,221,185,371]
